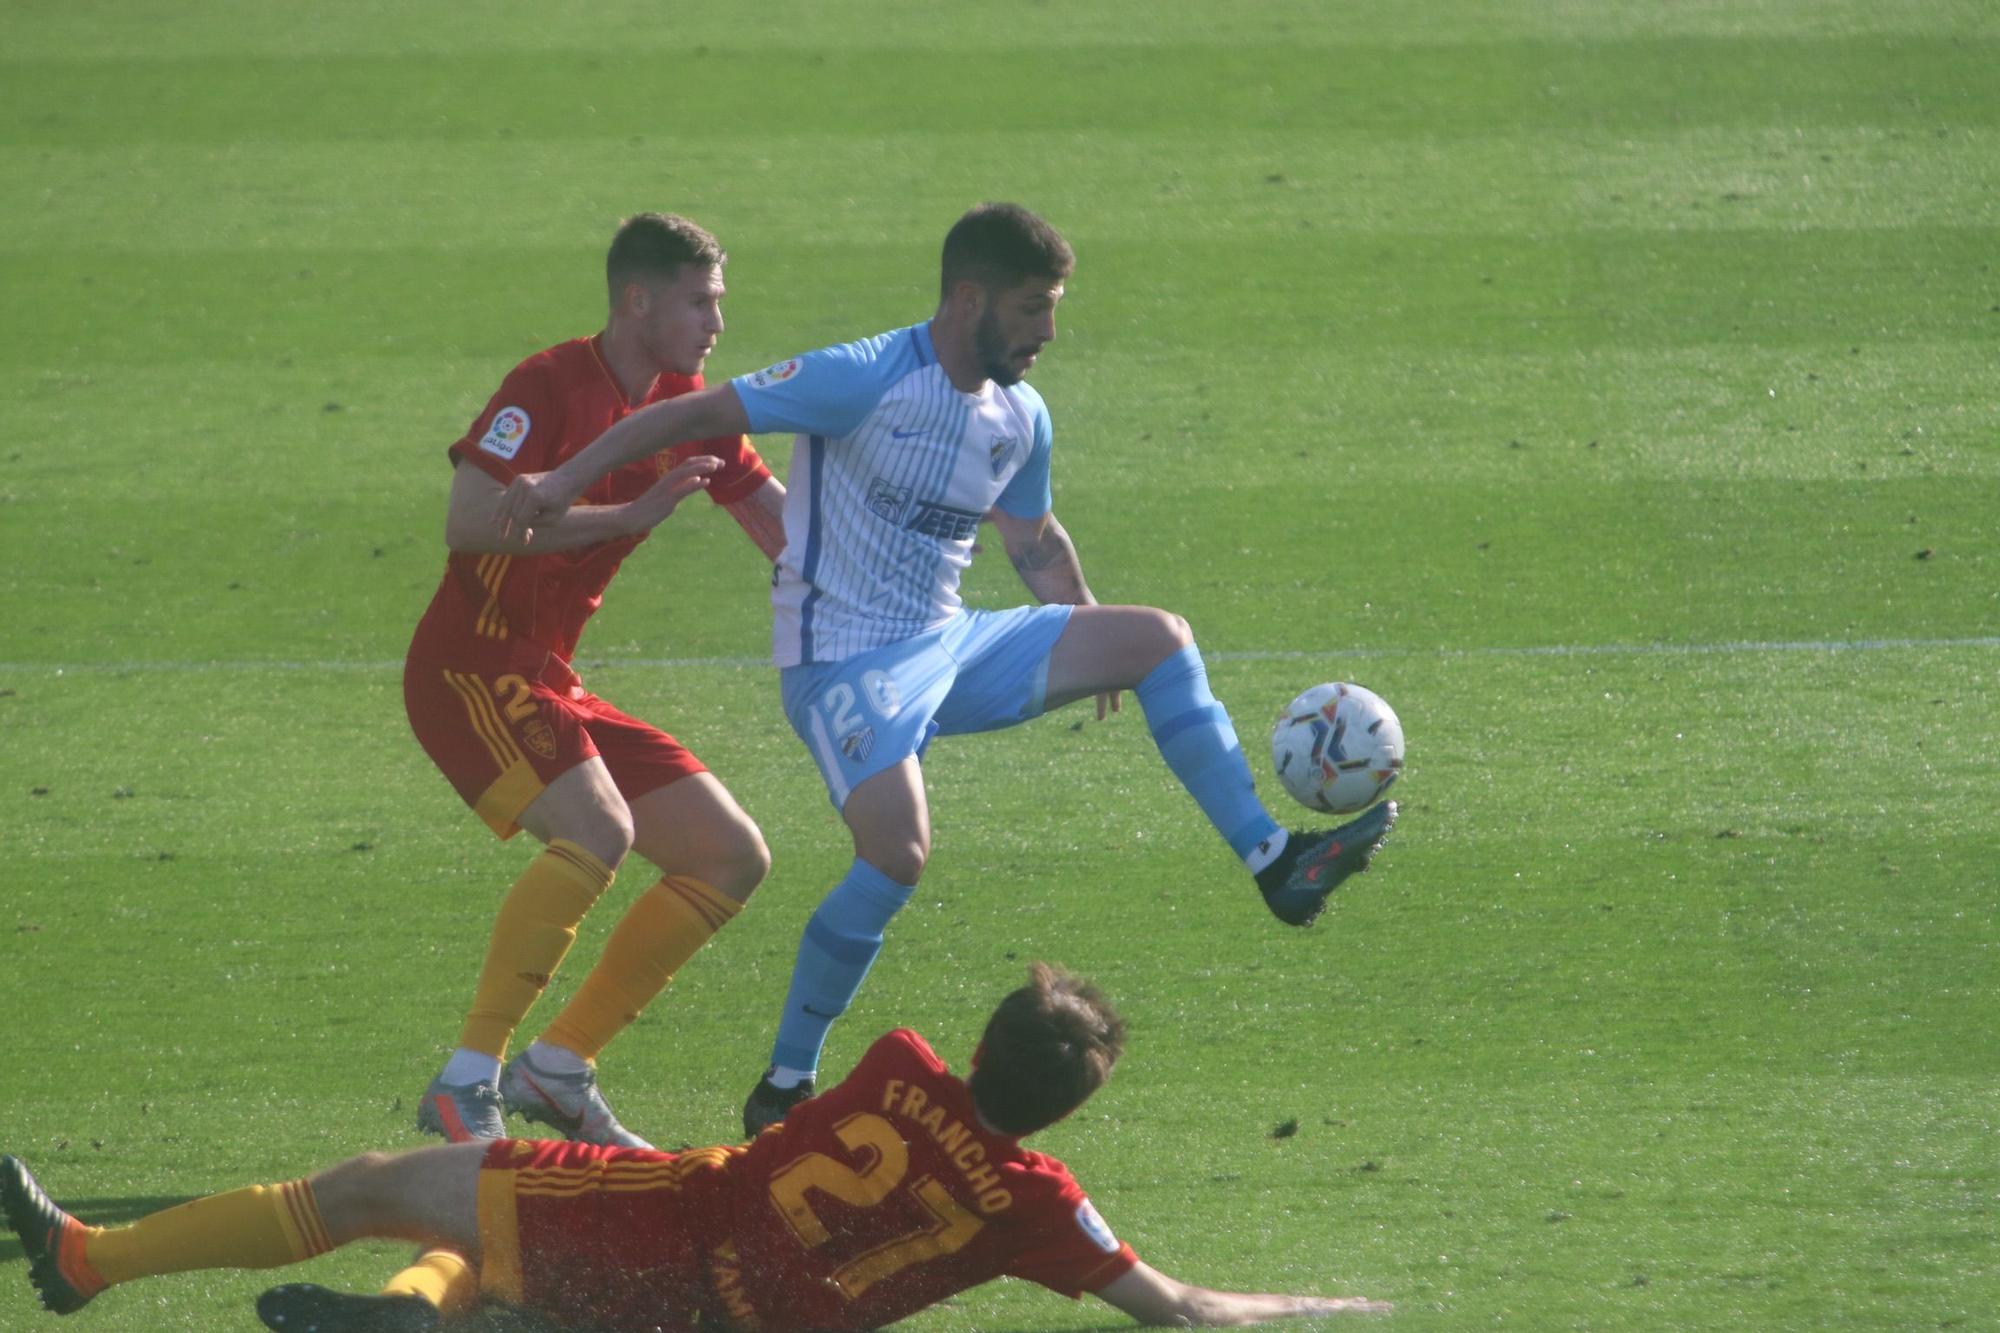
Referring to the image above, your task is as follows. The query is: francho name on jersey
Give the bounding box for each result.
[876,1073,1017,1216]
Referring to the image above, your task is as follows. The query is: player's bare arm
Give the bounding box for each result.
[724,475,788,562]
[992,507,1095,607]
[992,507,1123,718]
[498,383,752,537]
[1096,1261,1390,1327]
[443,454,722,555]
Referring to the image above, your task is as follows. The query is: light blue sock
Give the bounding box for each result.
[1136,644,1282,862]
[768,858,914,1075]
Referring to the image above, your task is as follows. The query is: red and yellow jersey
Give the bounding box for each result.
[689,1028,1139,1330]
[408,334,771,679]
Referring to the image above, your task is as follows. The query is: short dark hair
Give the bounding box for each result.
[939,202,1074,300]
[967,963,1124,1136]
[605,213,725,303]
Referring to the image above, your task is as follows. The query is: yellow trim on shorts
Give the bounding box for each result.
[476,1164,524,1304]
[472,759,544,839]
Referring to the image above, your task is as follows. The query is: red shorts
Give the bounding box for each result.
[403,656,705,839]
[475,1139,735,1330]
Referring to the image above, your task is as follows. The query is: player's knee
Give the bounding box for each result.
[310,1152,400,1236]
[1130,608,1193,672]
[708,826,772,902]
[571,804,635,869]
[864,837,928,886]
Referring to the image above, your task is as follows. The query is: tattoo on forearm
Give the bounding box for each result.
[1010,538,1063,574]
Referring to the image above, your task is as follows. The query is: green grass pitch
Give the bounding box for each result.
[2,2,1995,1328]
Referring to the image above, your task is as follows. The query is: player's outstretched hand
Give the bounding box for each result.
[496,471,577,541]
[1301,1295,1393,1316]
[632,455,724,529]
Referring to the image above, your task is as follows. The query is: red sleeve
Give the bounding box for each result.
[448,364,562,485]
[696,432,774,506]
[1003,1169,1140,1298]
[649,372,772,506]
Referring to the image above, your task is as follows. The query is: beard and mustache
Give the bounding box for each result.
[973,305,1041,387]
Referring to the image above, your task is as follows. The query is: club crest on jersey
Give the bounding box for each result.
[867,477,912,523]
[1073,1199,1120,1254]
[478,406,531,460]
[989,435,1017,477]
[520,718,558,760]
[747,358,802,388]
[839,725,875,764]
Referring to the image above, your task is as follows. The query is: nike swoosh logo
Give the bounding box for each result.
[517,1072,581,1131]
[890,427,925,439]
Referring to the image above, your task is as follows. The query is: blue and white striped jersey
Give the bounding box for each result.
[732,322,1054,667]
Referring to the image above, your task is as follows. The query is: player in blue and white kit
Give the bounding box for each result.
[497,204,1398,1134]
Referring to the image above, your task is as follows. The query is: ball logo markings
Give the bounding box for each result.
[1271,681,1404,814]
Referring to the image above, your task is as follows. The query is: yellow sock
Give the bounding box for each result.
[539,876,741,1061]
[457,839,615,1057]
[382,1248,479,1316]
[86,1180,331,1286]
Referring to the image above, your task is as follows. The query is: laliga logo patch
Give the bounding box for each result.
[748,358,802,388]
[478,406,531,460]
[1073,1199,1119,1254]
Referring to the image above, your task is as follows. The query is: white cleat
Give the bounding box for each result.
[500,1052,654,1149]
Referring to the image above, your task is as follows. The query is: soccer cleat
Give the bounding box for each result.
[742,1070,815,1138]
[414,1076,506,1143]
[257,1284,440,1332]
[499,1052,654,1150]
[1,1155,106,1315]
[1256,800,1398,927]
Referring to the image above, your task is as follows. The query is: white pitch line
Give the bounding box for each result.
[1215,635,2000,662]
[3,635,1997,678]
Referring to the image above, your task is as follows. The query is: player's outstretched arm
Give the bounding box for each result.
[497,383,753,538]
[1096,1261,1390,1326]
[445,455,722,555]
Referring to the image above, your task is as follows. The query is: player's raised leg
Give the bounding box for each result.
[420,760,628,1143]
[746,759,926,1135]
[1042,605,1394,926]
[509,771,770,1149]
[2,1147,484,1318]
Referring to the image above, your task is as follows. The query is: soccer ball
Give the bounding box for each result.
[1269,682,1404,814]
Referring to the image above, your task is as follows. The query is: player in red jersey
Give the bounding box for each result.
[405,213,787,1150]
[3,965,1389,1330]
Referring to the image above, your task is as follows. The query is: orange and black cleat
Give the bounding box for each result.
[1,1155,107,1315]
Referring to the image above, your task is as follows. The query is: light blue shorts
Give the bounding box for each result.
[781,604,1075,809]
